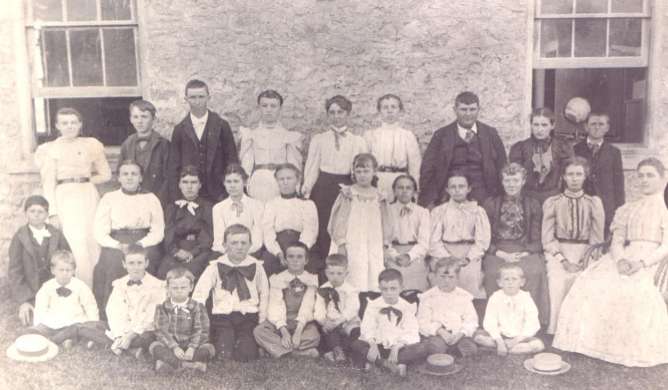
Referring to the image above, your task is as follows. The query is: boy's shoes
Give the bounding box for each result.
[363,362,374,372]
[333,347,347,362]
[111,347,123,356]
[397,364,407,377]
[382,360,407,377]
[183,361,207,373]
[457,338,478,357]
[292,348,319,358]
[323,351,336,363]
[62,339,74,351]
[130,347,143,360]
[155,360,170,373]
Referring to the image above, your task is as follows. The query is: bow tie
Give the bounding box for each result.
[399,205,412,217]
[127,279,143,287]
[379,306,403,325]
[318,287,341,311]
[175,199,199,215]
[217,263,256,301]
[230,201,244,217]
[172,301,190,313]
[30,227,51,245]
[281,193,300,199]
[285,277,307,295]
[56,286,72,297]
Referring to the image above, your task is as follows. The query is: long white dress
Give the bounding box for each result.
[35,137,111,287]
[553,193,668,367]
[328,186,388,291]
[239,123,303,203]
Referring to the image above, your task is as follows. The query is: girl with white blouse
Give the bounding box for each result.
[35,108,112,287]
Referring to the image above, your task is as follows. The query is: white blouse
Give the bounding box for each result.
[94,190,165,248]
[262,197,319,256]
[239,123,303,173]
[387,201,430,262]
[211,195,264,253]
[364,122,421,181]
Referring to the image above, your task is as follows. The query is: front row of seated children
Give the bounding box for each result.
[23,223,544,376]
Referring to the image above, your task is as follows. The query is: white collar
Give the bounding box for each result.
[586,137,604,147]
[219,255,256,267]
[190,111,209,124]
[457,122,478,134]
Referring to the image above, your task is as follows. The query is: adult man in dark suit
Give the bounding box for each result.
[167,79,239,202]
[419,91,507,209]
[573,112,625,236]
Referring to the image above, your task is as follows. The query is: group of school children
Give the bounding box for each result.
[8,80,668,377]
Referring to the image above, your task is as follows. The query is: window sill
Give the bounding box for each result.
[7,146,121,175]
[615,143,658,170]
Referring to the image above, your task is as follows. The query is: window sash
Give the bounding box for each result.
[536,0,649,17]
[27,0,136,24]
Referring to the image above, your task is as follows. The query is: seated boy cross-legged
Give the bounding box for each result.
[474,263,545,355]
[314,254,361,362]
[350,269,427,377]
[418,258,479,357]
[150,267,215,372]
[192,224,269,362]
[253,242,321,358]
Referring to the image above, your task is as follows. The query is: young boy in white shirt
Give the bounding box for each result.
[474,263,545,355]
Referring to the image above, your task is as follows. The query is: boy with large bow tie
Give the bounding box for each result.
[106,245,166,357]
[253,242,320,358]
[192,224,269,361]
[29,250,108,349]
[350,269,426,376]
[314,254,361,363]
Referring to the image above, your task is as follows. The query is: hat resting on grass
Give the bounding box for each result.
[417,354,464,376]
[523,352,571,375]
[6,334,59,363]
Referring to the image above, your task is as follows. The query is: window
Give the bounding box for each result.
[27,0,141,145]
[532,0,650,143]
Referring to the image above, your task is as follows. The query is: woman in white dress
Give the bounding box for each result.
[553,157,668,367]
[239,90,303,203]
[34,108,112,287]
[364,94,421,200]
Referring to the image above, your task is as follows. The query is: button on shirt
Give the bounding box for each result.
[105,273,166,339]
[190,111,209,141]
[483,289,540,339]
[267,270,318,329]
[192,255,269,320]
[33,277,99,329]
[211,195,264,253]
[417,286,478,337]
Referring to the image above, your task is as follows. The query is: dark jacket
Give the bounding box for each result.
[419,121,507,207]
[167,110,239,202]
[509,136,573,204]
[573,141,625,231]
[163,198,213,257]
[483,195,543,254]
[120,130,170,205]
[8,224,70,305]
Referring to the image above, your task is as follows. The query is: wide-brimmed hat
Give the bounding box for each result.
[6,334,59,363]
[417,353,464,377]
[523,352,571,375]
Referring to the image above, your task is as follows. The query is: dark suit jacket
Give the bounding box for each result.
[163,198,213,257]
[483,195,543,254]
[419,121,507,207]
[167,110,238,202]
[573,141,625,230]
[120,130,170,205]
[8,225,70,305]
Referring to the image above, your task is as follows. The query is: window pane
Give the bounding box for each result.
[45,97,139,145]
[33,0,63,21]
[609,19,642,56]
[611,0,644,13]
[42,30,70,87]
[67,0,98,21]
[540,20,572,57]
[540,0,574,14]
[575,0,607,13]
[101,0,133,20]
[103,28,138,86]
[574,19,606,57]
[70,29,103,86]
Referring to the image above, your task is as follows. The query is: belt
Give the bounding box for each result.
[556,238,589,244]
[111,228,150,235]
[57,177,90,185]
[392,240,417,246]
[442,239,475,245]
[377,166,408,173]
[254,163,279,171]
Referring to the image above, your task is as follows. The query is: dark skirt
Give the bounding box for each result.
[482,240,549,326]
[310,171,351,267]
[261,229,303,277]
[92,229,162,315]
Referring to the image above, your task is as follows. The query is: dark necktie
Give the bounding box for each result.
[231,201,243,217]
[399,205,412,217]
[217,263,256,301]
[127,280,143,287]
[588,142,601,156]
[318,287,341,311]
[286,277,307,295]
[379,306,403,325]
[464,129,475,143]
[333,130,347,151]
[281,193,299,199]
[56,286,72,297]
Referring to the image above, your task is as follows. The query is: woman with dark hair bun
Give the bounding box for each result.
[554,157,668,367]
